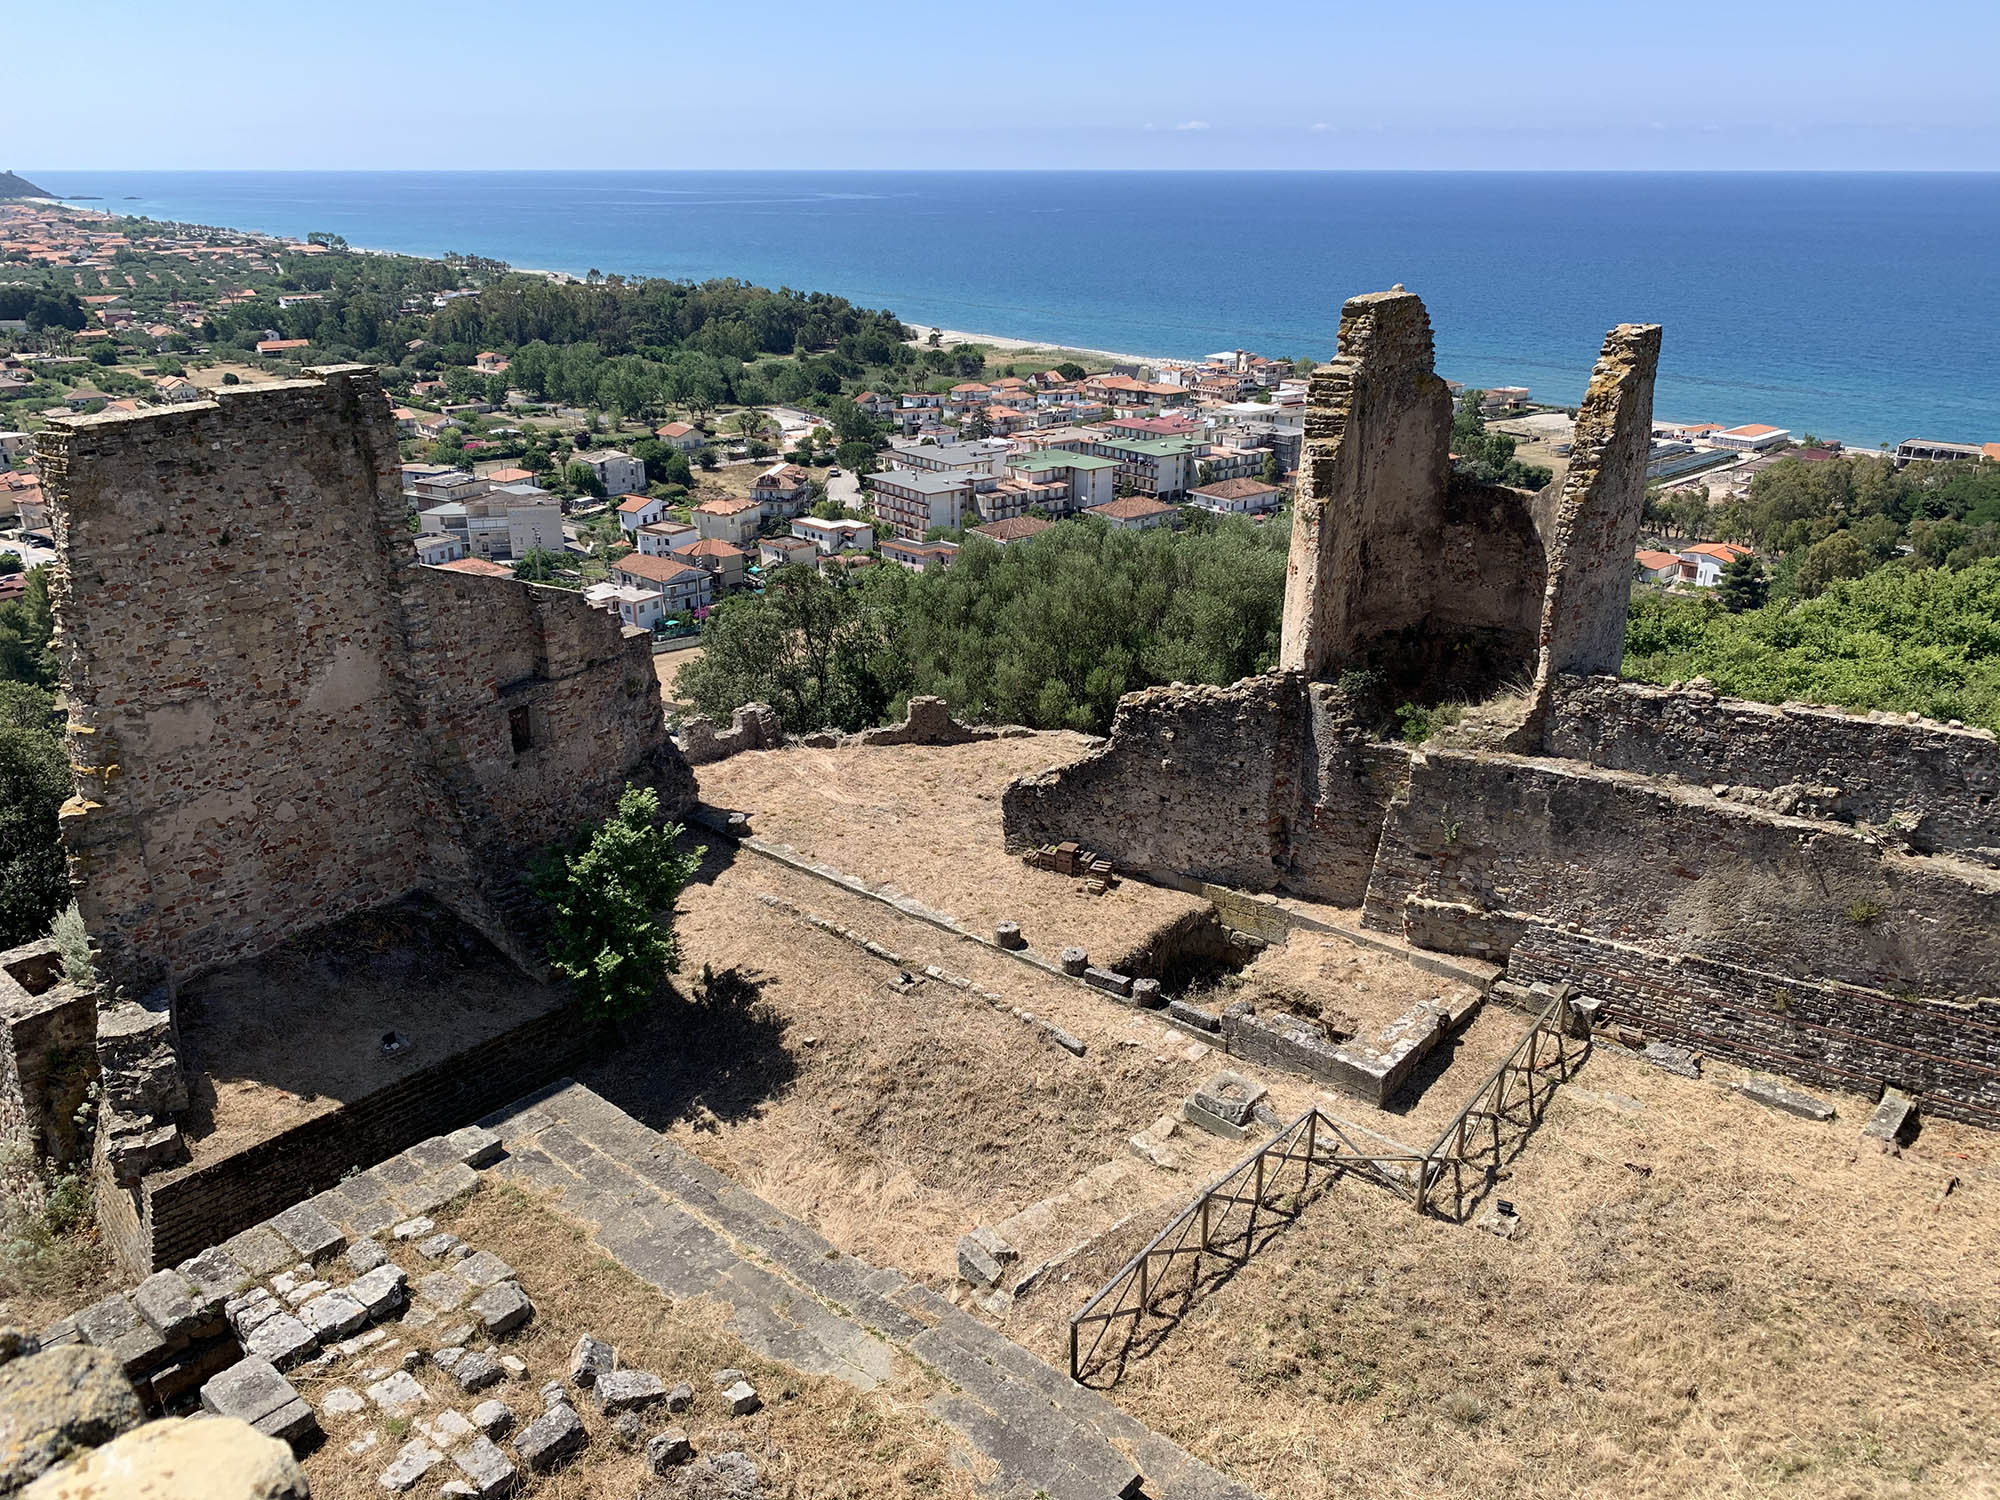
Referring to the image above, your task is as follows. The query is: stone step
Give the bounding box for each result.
[480,1081,1257,1500]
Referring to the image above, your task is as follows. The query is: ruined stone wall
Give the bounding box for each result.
[1548,676,2000,857]
[38,368,687,1000]
[1284,686,1410,905]
[1508,927,2000,1128]
[1361,749,2000,1002]
[1002,675,1302,890]
[1279,290,1455,681]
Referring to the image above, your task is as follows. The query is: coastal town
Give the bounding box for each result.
[4,191,1997,639]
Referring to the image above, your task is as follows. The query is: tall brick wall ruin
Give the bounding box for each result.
[1005,286,2000,1126]
[38,367,689,1004]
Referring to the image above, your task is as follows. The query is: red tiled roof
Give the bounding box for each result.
[615,553,706,585]
[1088,497,1177,520]
[616,494,660,514]
[434,557,513,577]
[972,517,1053,542]
[1191,477,1280,500]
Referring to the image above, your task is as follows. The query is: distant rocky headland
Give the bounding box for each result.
[0,169,56,199]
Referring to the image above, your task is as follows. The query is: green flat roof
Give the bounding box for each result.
[1012,450,1120,472]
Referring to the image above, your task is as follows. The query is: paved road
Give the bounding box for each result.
[825,470,865,514]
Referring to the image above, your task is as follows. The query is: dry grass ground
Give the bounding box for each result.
[1004,1042,2000,1500]
[655,644,704,709]
[582,849,1250,1284]
[297,1179,975,1500]
[695,738,1210,965]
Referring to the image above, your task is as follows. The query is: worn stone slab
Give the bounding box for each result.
[379,1438,445,1492]
[594,1368,666,1413]
[567,1334,613,1388]
[1863,1088,1918,1148]
[243,1313,320,1372]
[1643,1041,1702,1079]
[1082,966,1134,998]
[73,1294,172,1375]
[300,1289,369,1341]
[401,1164,481,1216]
[391,1217,435,1242]
[721,1379,761,1416]
[345,1238,390,1275]
[418,1233,464,1261]
[1166,998,1220,1033]
[348,1264,409,1320]
[646,1428,694,1472]
[130,1270,204,1343]
[447,1125,505,1168]
[417,1269,475,1311]
[201,1357,318,1446]
[456,1250,515,1290]
[472,1399,515,1436]
[269,1202,345,1264]
[455,1351,505,1394]
[469,1282,533,1337]
[513,1402,586,1472]
[176,1246,252,1307]
[452,1435,519,1498]
[365,1370,431,1418]
[1730,1077,1836,1122]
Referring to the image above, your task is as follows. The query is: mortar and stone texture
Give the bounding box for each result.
[1003,286,2000,1128]
[34,367,693,1269]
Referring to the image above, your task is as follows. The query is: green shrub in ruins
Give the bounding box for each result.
[531,786,703,1021]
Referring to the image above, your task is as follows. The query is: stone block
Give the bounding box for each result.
[646,1428,695,1472]
[665,1381,693,1413]
[131,1270,205,1344]
[472,1400,515,1437]
[419,1409,477,1449]
[345,1241,390,1280]
[347,1264,409,1320]
[456,1251,514,1290]
[391,1217,435,1242]
[23,1414,311,1500]
[1039,1022,1086,1056]
[201,1357,319,1448]
[418,1233,464,1261]
[1191,1071,1266,1128]
[1166,998,1220,1032]
[1862,1088,1918,1149]
[378,1438,445,1492]
[1730,1077,1836,1122]
[226,1289,280,1338]
[176,1246,252,1308]
[222,1226,297,1278]
[1130,978,1163,1008]
[417,1269,475,1311]
[469,1282,534,1337]
[1083,966,1133,998]
[1225,1008,1346,1084]
[1059,947,1089,976]
[73,1294,173,1377]
[994,921,1025,950]
[401,1164,480,1215]
[455,1352,505,1394]
[447,1125,505,1169]
[243,1314,320,1372]
[268,1203,345,1265]
[567,1334,613,1388]
[299,1290,368,1341]
[322,1386,366,1417]
[365,1370,431,1418]
[956,1236,1003,1289]
[452,1435,519,1498]
[513,1402,587,1472]
[95,997,188,1116]
[594,1368,666,1413]
[721,1379,761,1416]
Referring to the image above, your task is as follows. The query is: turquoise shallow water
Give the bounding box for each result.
[34,169,2000,449]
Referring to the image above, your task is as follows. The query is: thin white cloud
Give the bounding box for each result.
[1310,122,1330,132]
[1176,120,1210,132]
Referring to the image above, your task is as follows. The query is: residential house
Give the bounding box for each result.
[1086,496,1180,531]
[635,520,699,557]
[1099,414,1199,442]
[255,338,310,356]
[759,535,819,570]
[0,431,30,460]
[474,351,510,374]
[854,392,896,418]
[750,463,813,516]
[1188,476,1282,515]
[654,421,706,453]
[947,382,993,410]
[880,537,958,572]
[1085,373,1189,407]
[478,466,535,486]
[1675,541,1754,587]
[616,493,669,534]
[971,516,1053,546]
[1895,438,2000,467]
[1000,452,1108,513]
[1479,387,1531,413]
[693,495,763,546]
[681,537,749,593]
[889,440,1009,477]
[577,449,647,497]
[1634,549,1682,584]
[792,516,875,554]
[584,583,673,631]
[415,533,467,566]
[612,551,714,615]
[406,469,492,507]
[151,374,200,404]
[869,468,974,541]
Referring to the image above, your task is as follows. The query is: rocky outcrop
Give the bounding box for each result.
[21,1417,308,1500]
[0,1344,143,1494]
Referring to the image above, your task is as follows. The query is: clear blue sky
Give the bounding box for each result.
[11,0,1999,170]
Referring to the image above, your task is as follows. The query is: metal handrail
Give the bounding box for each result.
[1067,984,1584,1385]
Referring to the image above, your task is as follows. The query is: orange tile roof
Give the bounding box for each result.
[434,557,513,577]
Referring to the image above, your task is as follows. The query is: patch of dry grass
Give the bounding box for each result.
[298,1179,976,1500]
[1005,1046,2000,1500]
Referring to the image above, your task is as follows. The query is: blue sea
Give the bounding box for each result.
[32,171,2000,449]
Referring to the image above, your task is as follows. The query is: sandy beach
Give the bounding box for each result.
[906,324,1170,369]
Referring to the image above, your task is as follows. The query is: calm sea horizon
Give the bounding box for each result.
[29,170,2000,450]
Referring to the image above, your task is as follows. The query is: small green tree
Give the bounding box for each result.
[1261,450,1284,486]
[1716,554,1768,614]
[512,547,569,583]
[532,787,703,1021]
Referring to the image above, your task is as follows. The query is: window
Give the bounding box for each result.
[508,705,533,754]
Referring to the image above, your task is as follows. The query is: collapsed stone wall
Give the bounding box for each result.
[36,368,690,1188]
[1359,749,2000,1002]
[39,367,688,1000]
[1004,286,2000,1125]
[1548,675,2000,858]
[679,695,1034,767]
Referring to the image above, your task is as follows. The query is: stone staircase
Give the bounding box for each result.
[481,1081,1259,1500]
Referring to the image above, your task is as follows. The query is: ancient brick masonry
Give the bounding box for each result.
[1005,286,2000,1126]
[36,368,692,1179]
